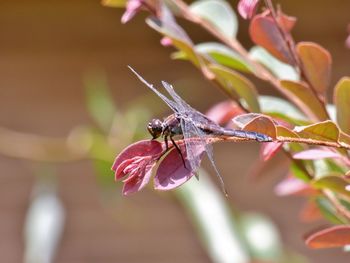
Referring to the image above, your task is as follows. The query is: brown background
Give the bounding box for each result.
[1,0,350,262]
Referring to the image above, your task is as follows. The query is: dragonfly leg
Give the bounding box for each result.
[170,135,187,169]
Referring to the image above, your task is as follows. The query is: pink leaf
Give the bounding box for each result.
[260,141,283,161]
[293,149,341,160]
[237,0,260,20]
[121,0,143,24]
[112,140,163,195]
[205,100,244,125]
[155,142,205,190]
[275,176,311,196]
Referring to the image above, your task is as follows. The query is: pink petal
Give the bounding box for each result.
[237,0,260,20]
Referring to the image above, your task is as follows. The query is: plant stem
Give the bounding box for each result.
[171,0,327,122]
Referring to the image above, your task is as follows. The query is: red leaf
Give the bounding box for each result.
[260,141,283,161]
[249,12,294,64]
[305,225,350,249]
[299,200,322,223]
[296,42,332,98]
[206,100,244,125]
[154,144,205,190]
[112,140,163,178]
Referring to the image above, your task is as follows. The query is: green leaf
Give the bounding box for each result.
[290,162,311,182]
[84,71,116,131]
[190,0,238,38]
[209,64,260,112]
[101,0,127,7]
[259,95,307,121]
[334,77,350,134]
[280,80,328,121]
[315,196,346,224]
[146,17,212,77]
[249,46,299,81]
[294,120,339,142]
[195,42,252,73]
[296,42,332,97]
[313,175,350,198]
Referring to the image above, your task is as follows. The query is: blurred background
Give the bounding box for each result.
[1,0,350,262]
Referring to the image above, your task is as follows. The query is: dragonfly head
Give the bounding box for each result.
[147,119,163,139]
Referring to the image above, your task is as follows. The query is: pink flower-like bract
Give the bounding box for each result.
[112,140,204,195]
[238,0,260,20]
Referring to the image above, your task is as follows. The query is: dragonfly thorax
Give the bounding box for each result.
[147,118,163,139]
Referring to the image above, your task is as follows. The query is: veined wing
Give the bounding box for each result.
[161,81,194,113]
[182,118,227,194]
[129,66,178,113]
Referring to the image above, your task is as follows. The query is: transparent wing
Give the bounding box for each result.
[182,119,226,194]
[161,81,194,113]
[129,66,178,112]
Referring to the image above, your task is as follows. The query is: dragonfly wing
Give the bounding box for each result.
[161,81,193,112]
[182,119,205,172]
[129,66,178,112]
[182,119,227,194]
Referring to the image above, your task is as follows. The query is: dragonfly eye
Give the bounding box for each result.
[147,119,163,139]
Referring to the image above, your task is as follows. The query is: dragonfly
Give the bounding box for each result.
[129,66,272,193]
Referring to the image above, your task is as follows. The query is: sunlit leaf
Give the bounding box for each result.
[209,64,260,112]
[313,174,350,198]
[243,115,277,139]
[334,77,350,134]
[290,162,311,182]
[146,16,212,78]
[259,96,306,121]
[279,80,328,121]
[195,42,252,72]
[102,0,127,7]
[296,42,332,97]
[294,121,339,142]
[305,225,350,249]
[249,46,299,81]
[190,0,238,38]
[249,14,294,64]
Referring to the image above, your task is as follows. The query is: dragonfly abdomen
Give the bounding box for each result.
[211,127,272,142]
